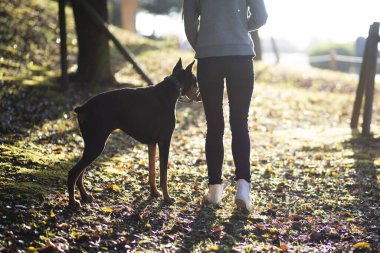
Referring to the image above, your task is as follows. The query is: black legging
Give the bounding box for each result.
[197,56,254,185]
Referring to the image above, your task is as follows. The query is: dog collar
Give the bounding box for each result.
[165,75,183,92]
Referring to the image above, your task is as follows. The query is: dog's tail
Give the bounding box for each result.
[74,105,88,124]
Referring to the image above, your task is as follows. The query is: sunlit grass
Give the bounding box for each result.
[1,1,379,251]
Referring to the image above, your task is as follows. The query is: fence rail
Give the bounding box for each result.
[309,53,380,64]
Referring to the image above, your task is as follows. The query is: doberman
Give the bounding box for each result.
[67,59,199,209]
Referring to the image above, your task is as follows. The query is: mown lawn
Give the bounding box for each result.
[1,1,379,252]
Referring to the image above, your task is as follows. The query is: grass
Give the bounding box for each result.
[1,1,379,252]
[1,59,379,251]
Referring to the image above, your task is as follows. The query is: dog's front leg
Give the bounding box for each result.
[148,144,161,197]
[158,140,173,203]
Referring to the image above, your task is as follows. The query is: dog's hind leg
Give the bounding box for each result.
[158,140,173,203]
[68,133,109,209]
[148,144,161,198]
[68,158,92,209]
[76,170,93,203]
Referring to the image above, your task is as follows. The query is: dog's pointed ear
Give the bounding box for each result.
[185,60,195,72]
[172,58,183,74]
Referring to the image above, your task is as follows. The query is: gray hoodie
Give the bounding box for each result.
[183,0,268,59]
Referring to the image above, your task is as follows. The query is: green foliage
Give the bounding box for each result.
[308,42,355,72]
[139,0,182,14]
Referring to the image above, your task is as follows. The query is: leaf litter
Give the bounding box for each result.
[1,1,379,251]
[3,64,379,252]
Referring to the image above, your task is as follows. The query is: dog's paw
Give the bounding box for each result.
[68,200,82,210]
[81,194,94,203]
[150,189,162,198]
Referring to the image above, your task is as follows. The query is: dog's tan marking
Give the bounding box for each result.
[148,144,160,197]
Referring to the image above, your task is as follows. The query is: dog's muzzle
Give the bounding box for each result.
[180,84,201,103]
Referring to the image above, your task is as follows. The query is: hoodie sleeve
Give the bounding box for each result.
[183,0,200,50]
[247,0,268,31]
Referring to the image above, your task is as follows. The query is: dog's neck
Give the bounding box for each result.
[154,74,183,111]
[165,75,183,93]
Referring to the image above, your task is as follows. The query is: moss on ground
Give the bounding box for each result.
[0,1,379,252]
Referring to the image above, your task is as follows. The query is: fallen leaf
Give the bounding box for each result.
[212,225,224,232]
[45,239,57,249]
[280,243,288,251]
[353,241,370,249]
[163,233,175,241]
[209,245,219,251]
[176,199,187,205]
[106,184,120,191]
[269,228,279,234]
[55,223,69,229]
[102,207,113,213]
[256,224,265,230]
[340,211,351,217]
[304,205,314,211]
[115,166,127,171]
[27,246,37,252]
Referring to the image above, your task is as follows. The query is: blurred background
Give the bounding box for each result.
[108,0,380,79]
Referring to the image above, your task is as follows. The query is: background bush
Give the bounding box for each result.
[308,42,355,72]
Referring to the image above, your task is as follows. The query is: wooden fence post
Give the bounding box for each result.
[329,50,337,70]
[270,37,280,64]
[362,22,379,136]
[58,0,68,88]
[351,22,379,131]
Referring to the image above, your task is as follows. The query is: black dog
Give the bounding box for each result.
[67,59,198,209]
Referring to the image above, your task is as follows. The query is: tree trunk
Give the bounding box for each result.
[71,0,114,87]
[120,0,138,32]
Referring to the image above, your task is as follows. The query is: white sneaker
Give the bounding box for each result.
[205,182,230,204]
[235,179,252,211]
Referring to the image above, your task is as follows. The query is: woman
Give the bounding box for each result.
[183,0,267,211]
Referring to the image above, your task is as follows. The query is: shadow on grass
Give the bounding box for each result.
[296,131,380,249]
[177,205,250,251]
[343,131,380,193]
[1,79,77,137]
[179,204,218,251]
[0,75,138,137]
[343,132,380,249]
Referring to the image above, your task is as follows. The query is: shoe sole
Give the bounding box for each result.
[235,198,247,209]
[203,196,220,205]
